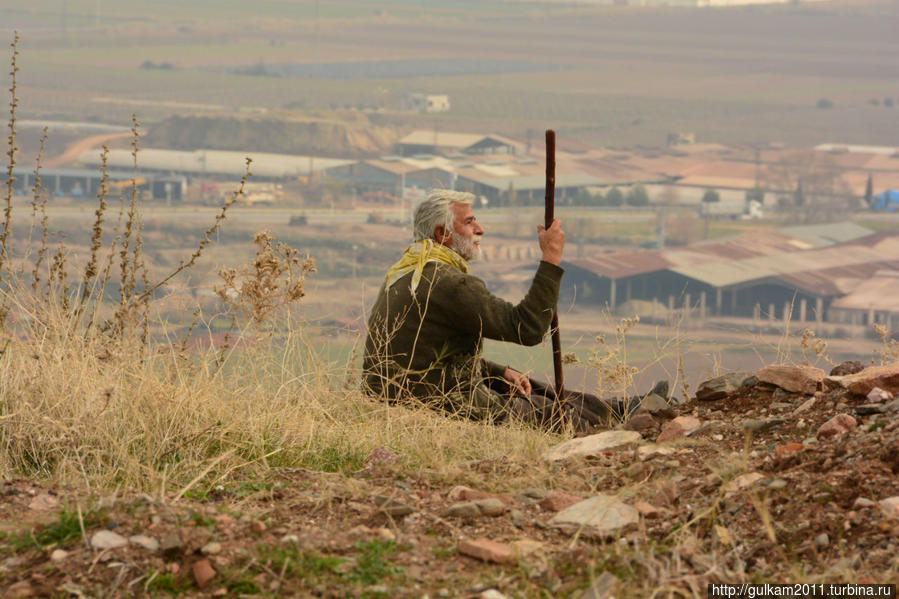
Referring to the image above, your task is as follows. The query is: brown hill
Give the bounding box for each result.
[143,114,397,158]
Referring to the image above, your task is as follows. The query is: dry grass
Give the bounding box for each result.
[0,35,557,497]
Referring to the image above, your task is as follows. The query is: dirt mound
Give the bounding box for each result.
[143,114,397,158]
[2,364,898,597]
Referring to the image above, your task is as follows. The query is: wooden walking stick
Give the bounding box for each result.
[544,129,565,402]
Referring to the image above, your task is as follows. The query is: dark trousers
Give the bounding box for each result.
[487,377,624,432]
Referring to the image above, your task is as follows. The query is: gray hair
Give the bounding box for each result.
[412,189,475,241]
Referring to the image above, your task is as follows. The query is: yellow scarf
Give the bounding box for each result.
[384,239,470,291]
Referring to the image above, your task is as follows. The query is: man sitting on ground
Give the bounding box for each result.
[362,189,628,431]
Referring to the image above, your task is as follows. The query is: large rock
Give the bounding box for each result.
[542,430,642,461]
[830,361,864,376]
[839,363,899,396]
[817,414,857,440]
[696,372,752,401]
[458,538,513,564]
[756,365,825,394]
[539,492,584,512]
[880,496,899,519]
[656,416,701,443]
[550,495,639,537]
[90,530,128,550]
[723,472,765,495]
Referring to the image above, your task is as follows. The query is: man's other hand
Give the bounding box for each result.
[537,218,565,266]
[503,367,532,397]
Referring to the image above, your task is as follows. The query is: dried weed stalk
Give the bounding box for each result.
[215,230,316,327]
[798,328,830,366]
[590,316,640,401]
[873,323,899,364]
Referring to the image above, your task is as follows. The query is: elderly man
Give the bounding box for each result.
[362,188,620,431]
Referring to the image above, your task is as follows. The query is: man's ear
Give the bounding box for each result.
[433,225,451,244]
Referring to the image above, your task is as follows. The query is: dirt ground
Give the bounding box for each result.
[2,363,898,598]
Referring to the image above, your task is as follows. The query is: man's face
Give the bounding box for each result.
[448,202,484,261]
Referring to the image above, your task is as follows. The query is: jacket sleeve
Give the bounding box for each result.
[443,261,563,346]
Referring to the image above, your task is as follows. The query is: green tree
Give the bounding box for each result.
[701,189,720,203]
[604,187,624,207]
[746,186,764,203]
[626,184,650,206]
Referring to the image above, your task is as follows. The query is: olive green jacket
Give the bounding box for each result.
[362,260,563,414]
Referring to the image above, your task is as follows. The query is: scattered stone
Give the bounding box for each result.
[639,393,671,416]
[360,447,400,470]
[446,502,481,519]
[637,444,676,461]
[479,590,509,599]
[542,430,643,461]
[840,363,899,396]
[201,542,222,555]
[538,492,584,513]
[633,500,661,519]
[250,520,267,534]
[793,397,816,415]
[457,538,513,564]
[550,495,639,537]
[764,478,788,490]
[814,533,830,549]
[623,410,660,435]
[713,525,733,546]
[772,387,792,401]
[474,498,506,517]
[775,442,803,458]
[696,372,751,401]
[281,534,299,544]
[742,418,784,434]
[578,571,619,599]
[724,472,765,495]
[519,488,549,501]
[756,365,825,395]
[160,532,182,558]
[656,416,701,443]
[817,414,857,440]
[855,404,886,416]
[867,387,893,403]
[372,496,415,518]
[447,486,513,504]
[27,493,59,511]
[770,402,793,410]
[509,509,524,526]
[50,549,68,561]
[510,538,543,558]
[853,497,875,508]
[880,496,899,519]
[823,376,846,391]
[7,581,34,599]
[129,535,159,551]
[192,558,216,589]
[831,361,864,376]
[651,482,678,507]
[90,530,128,550]
[376,527,395,541]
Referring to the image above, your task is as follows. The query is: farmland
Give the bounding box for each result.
[3,0,899,149]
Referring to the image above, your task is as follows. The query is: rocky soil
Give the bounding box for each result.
[2,361,899,598]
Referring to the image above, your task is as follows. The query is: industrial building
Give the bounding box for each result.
[561,223,899,324]
[11,167,186,203]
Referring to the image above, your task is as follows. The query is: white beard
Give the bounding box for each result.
[451,234,482,262]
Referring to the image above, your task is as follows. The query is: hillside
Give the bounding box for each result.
[143,114,398,157]
[2,362,898,597]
